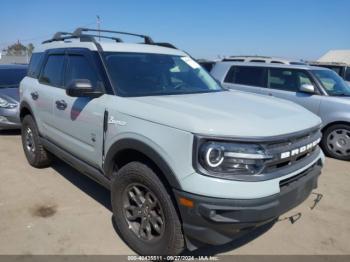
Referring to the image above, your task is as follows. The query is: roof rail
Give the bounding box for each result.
[73,28,154,44]
[41,27,179,50]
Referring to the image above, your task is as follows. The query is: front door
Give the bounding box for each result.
[266,68,321,115]
[52,48,107,168]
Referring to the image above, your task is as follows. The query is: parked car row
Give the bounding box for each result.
[0,27,345,256]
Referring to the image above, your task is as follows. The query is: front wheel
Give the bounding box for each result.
[321,124,350,161]
[111,162,184,255]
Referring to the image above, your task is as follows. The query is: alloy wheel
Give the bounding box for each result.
[123,183,165,241]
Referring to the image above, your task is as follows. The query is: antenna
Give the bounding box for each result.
[96,15,101,41]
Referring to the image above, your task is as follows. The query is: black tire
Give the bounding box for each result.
[21,115,52,168]
[111,162,184,255]
[321,124,350,161]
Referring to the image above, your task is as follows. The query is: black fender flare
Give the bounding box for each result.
[104,138,182,190]
[19,101,34,120]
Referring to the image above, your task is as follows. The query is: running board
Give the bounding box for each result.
[41,137,111,190]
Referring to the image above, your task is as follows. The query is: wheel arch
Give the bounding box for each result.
[19,101,34,122]
[104,138,182,190]
[322,121,350,133]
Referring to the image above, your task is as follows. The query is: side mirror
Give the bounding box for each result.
[66,79,103,98]
[299,84,315,94]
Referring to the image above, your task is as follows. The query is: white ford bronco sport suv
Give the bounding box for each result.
[20,28,325,255]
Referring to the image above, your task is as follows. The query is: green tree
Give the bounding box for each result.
[6,41,34,56]
[6,41,26,56]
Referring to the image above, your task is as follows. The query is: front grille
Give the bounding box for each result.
[261,127,321,175]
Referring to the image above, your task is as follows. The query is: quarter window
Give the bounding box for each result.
[224,66,267,87]
[345,68,350,81]
[40,54,65,87]
[268,68,313,92]
[28,53,44,78]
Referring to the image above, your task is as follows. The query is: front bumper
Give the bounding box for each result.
[174,161,322,249]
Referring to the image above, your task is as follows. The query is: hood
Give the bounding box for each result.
[119,90,321,138]
[0,87,19,103]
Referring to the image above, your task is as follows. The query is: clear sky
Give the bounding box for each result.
[0,0,349,60]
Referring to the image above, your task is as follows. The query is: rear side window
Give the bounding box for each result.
[40,54,65,87]
[268,68,313,92]
[345,68,350,81]
[224,66,267,87]
[28,53,44,78]
[65,55,100,88]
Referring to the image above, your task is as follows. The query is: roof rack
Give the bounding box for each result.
[41,27,178,50]
[42,27,153,44]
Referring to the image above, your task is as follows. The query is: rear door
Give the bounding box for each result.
[36,50,65,139]
[266,68,321,114]
[222,66,268,95]
[51,48,106,168]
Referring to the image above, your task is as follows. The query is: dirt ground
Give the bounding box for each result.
[0,130,349,255]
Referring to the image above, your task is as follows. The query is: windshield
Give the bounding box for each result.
[0,68,27,88]
[104,52,222,97]
[312,69,350,96]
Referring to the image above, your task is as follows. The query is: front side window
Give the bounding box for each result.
[65,55,100,89]
[104,52,222,97]
[0,68,27,88]
[225,66,266,87]
[40,54,65,87]
[312,69,350,96]
[268,68,313,92]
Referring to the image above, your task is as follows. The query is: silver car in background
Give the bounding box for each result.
[211,62,350,160]
[0,64,28,130]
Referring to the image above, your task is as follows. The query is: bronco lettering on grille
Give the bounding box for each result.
[280,138,321,159]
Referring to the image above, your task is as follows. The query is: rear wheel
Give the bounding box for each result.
[111,162,184,255]
[321,124,350,161]
[21,115,52,167]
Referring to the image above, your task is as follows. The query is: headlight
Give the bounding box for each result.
[0,97,17,109]
[197,141,272,177]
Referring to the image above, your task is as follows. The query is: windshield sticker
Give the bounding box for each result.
[181,56,200,69]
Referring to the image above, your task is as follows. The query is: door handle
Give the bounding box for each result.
[31,92,39,100]
[55,100,67,110]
